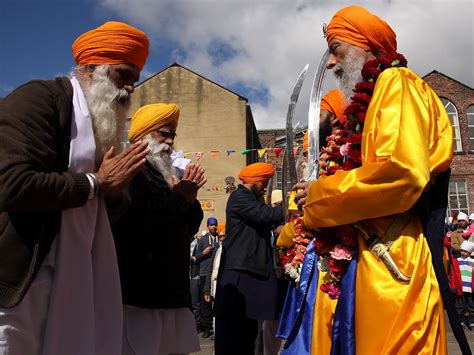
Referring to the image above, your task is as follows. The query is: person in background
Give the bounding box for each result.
[190,233,203,333]
[455,241,474,329]
[195,217,219,338]
[214,163,284,355]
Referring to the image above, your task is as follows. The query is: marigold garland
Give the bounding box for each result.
[280,53,408,298]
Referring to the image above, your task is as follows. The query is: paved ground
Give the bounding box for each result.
[192,317,474,354]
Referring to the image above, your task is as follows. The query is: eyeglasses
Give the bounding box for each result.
[155,130,177,140]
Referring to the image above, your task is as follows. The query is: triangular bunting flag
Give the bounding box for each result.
[183,152,190,158]
[210,150,219,158]
[240,149,251,155]
[195,152,204,161]
[258,149,266,158]
[226,150,235,156]
[274,147,283,157]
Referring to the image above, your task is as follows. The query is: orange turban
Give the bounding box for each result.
[217,223,226,235]
[326,6,397,57]
[129,103,179,143]
[238,163,275,184]
[321,89,347,124]
[303,131,309,151]
[72,21,149,70]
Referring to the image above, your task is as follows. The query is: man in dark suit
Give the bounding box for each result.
[195,217,219,338]
[214,163,285,355]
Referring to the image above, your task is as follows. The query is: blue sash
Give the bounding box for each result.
[278,242,318,354]
[278,243,357,355]
[330,250,357,355]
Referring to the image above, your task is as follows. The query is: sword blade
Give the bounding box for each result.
[306,49,329,181]
[281,152,289,223]
[285,64,309,187]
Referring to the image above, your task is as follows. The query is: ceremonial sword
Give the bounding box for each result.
[281,64,309,222]
[305,49,329,181]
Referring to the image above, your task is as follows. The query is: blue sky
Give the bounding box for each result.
[0,0,169,94]
[1,0,472,129]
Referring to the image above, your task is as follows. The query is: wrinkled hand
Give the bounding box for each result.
[173,163,207,203]
[182,163,207,188]
[293,182,311,210]
[95,141,149,198]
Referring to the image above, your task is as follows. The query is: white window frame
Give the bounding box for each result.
[275,167,293,191]
[440,98,462,152]
[467,104,474,152]
[448,178,469,217]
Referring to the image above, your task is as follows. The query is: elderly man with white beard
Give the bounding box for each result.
[0,21,150,355]
[276,5,468,355]
[113,103,206,355]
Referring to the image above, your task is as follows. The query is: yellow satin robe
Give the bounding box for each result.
[301,67,453,354]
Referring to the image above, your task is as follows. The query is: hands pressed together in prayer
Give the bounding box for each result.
[95,141,150,198]
[173,163,207,204]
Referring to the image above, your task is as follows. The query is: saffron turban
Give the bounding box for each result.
[321,89,347,124]
[128,103,180,143]
[326,6,397,57]
[72,21,149,70]
[217,223,226,235]
[303,131,309,151]
[303,89,346,151]
[238,163,275,184]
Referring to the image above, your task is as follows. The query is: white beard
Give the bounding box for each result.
[333,46,366,103]
[77,65,131,165]
[143,134,177,187]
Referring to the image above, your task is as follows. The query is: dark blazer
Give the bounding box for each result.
[0,78,91,308]
[195,232,218,276]
[220,185,284,277]
[113,162,203,309]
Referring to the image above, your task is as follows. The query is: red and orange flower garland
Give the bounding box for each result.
[280,53,407,299]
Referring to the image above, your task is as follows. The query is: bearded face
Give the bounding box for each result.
[77,65,131,164]
[143,133,177,187]
[332,45,367,103]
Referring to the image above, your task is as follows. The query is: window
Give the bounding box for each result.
[448,178,469,217]
[440,98,462,152]
[468,105,474,151]
[275,167,293,191]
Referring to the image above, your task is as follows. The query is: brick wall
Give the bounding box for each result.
[424,71,474,214]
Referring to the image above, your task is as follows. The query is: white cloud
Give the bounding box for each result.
[97,0,473,129]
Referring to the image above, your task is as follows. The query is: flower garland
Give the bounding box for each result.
[280,53,408,298]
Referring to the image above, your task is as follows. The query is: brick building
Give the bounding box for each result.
[258,70,474,216]
[128,63,260,230]
[424,71,474,216]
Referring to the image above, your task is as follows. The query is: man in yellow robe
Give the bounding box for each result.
[277,5,469,354]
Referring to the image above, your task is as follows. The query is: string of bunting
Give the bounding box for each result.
[183,146,302,161]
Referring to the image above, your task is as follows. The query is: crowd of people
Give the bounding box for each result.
[0,5,471,355]
[445,213,474,330]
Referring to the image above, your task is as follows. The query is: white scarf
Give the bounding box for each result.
[41,77,123,354]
